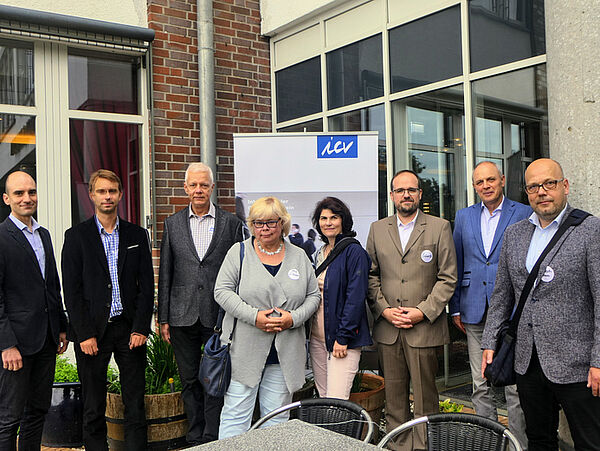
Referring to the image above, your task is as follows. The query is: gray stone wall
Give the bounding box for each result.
[546,0,600,215]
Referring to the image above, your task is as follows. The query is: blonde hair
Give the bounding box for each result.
[247,196,291,237]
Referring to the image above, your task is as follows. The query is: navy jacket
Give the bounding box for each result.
[320,238,373,351]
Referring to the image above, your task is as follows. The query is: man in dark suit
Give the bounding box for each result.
[158,162,244,445]
[62,169,154,451]
[450,161,530,448]
[482,159,600,449]
[288,223,304,247]
[0,171,68,450]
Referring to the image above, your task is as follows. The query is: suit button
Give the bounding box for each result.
[44,308,48,313]
[531,298,537,303]
[401,259,406,264]
[199,286,203,290]
[108,283,112,289]
[401,279,406,283]
[106,303,111,308]
[483,281,487,285]
[528,323,533,327]
[486,262,490,266]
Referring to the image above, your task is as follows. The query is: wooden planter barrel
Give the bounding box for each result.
[106,392,188,450]
[349,373,385,441]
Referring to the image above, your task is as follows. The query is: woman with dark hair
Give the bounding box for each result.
[308,197,372,399]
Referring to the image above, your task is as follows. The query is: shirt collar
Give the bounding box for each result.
[9,213,40,232]
[396,210,419,228]
[95,215,120,235]
[481,196,505,215]
[528,204,569,230]
[189,202,215,219]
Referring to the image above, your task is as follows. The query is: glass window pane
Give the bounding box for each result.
[329,104,387,219]
[469,0,546,72]
[392,85,467,223]
[327,34,383,109]
[0,113,36,221]
[472,64,549,204]
[70,119,140,225]
[278,119,323,132]
[276,57,322,123]
[69,51,138,114]
[0,40,34,106]
[389,6,462,93]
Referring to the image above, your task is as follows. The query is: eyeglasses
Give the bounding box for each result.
[392,187,420,195]
[253,219,280,229]
[524,179,564,194]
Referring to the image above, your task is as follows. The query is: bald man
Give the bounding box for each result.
[450,161,530,448]
[482,159,600,449]
[0,171,68,449]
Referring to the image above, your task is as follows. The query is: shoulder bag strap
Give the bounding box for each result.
[507,209,591,336]
[314,237,361,277]
[214,242,244,334]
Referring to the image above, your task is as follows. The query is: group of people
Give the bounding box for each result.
[0,157,598,451]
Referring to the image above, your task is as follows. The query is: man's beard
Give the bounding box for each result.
[397,201,418,216]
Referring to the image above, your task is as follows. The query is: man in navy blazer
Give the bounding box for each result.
[0,171,68,449]
[62,169,154,451]
[450,161,531,447]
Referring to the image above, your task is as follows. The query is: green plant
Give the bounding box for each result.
[54,355,79,382]
[105,331,182,395]
[439,398,464,413]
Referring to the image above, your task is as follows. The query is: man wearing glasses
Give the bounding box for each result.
[158,163,244,445]
[482,158,600,449]
[367,169,457,450]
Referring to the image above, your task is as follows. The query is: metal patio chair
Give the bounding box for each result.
[377,412,523,450]
[250,397,374,443]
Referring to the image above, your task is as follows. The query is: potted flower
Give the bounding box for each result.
[105,332,187,450]
[41,356,84,448]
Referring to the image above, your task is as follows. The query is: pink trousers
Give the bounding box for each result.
[309,339,361,399]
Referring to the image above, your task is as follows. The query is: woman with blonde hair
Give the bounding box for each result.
[214,196,320,438]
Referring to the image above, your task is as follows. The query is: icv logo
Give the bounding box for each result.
[317,135,358,159]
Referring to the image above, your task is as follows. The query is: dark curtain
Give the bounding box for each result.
[69,119,140,226]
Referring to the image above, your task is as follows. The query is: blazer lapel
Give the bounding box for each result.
[489,199,515,256]
[203,206,223,260]
[386,216,403,255]
[469,203,486,258]
[39,228,53,280]
[85,218,110,276]
[117,219,127,277]
[183,209,202,263]
[6,219,44,279]
[402,211,425,257]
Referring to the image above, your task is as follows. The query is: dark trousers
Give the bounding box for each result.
[75,317,147,451]
[170,320,223,444]
[516,348,600,451]
[0,332,55,451]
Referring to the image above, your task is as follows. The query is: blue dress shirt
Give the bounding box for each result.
[9,214,45,278]
[525,205,568,272]
[95,216,123,318]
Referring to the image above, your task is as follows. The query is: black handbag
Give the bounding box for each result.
[198,242,244,397]
[485,209,590,387]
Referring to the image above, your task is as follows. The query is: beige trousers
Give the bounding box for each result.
[309,338,361,399]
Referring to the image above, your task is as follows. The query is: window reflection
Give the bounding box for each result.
[278,119,323,132]
[389,6,462,93]
[0,114,36,221]
[469,0,546,72]
[472,64,548,203]
[276,57,322,123]
[392,85,466,223]
[70,119,140,225]
[327,34,383,109]
[68,51,138,114]
[329,105,387,219]
[0,40,34,106]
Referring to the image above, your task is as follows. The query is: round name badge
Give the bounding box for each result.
[421,250,433,263]
[541,266,554,283]
[288,269,300,280]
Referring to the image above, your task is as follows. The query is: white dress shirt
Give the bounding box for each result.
[396,210,418,252]
[480,197,505,257]
[525,205,568,272]
[189,203,216,260]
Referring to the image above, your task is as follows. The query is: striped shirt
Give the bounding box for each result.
[95,216,123,318]
[189,203,216,260]
[9,214,46,278]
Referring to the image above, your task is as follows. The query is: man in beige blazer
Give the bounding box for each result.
[367,170,457,450]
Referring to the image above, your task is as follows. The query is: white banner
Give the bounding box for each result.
[233,132,379,248]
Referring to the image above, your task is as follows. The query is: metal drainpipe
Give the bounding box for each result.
[197,0,217,202]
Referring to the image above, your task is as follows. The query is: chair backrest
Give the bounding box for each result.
[377,413,523,451]
[250,397,374,443]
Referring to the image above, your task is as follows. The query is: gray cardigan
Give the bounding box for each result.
[214,238,320,392]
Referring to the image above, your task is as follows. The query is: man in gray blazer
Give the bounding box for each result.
[158,163,244,445]
[482,158,600,450]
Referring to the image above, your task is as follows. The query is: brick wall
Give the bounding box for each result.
[148,0,271,250]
